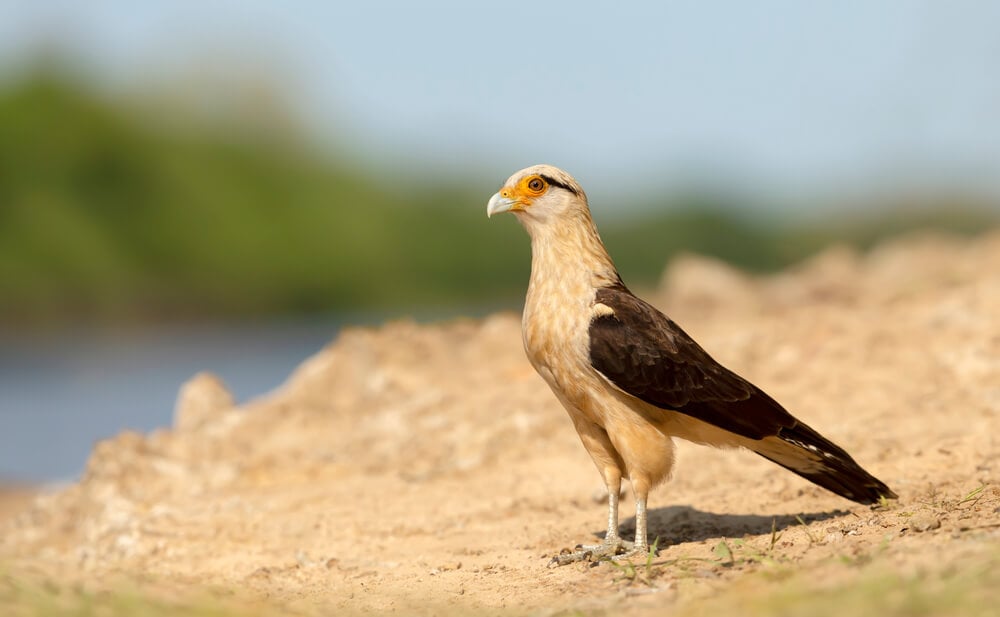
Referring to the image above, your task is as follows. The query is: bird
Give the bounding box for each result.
[486,164,897,566]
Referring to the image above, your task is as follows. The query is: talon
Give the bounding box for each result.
[610,544,654,564]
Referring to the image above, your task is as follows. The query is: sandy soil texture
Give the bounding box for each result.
[2,232,999,615]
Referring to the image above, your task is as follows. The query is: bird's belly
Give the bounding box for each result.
[530,354,596,417]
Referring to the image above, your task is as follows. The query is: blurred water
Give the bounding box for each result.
[0,320,342,484]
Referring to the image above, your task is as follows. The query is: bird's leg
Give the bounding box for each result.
[604,474,622,545]
[611,479,653,563]
[634,496,648,553]
[549,470,631,567]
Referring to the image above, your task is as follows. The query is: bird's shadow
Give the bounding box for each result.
[602,505,846,547]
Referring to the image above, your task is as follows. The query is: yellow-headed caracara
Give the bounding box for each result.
[487,164,896,566]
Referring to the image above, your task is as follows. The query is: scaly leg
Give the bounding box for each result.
[549,471,633,567]
[610,478,653,563]
[604,474,622,543]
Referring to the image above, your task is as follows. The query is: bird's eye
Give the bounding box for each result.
[527,177,545,193]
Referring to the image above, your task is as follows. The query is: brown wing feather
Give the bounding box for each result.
[589,285,795,440]
[589,284,897,504]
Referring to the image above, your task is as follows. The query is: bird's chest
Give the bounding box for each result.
[521,277,597,405]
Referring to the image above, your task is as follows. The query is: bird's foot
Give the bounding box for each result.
[609,543,654,564]
[548,537,636,567]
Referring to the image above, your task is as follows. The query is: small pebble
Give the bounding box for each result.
[909,513,941,532]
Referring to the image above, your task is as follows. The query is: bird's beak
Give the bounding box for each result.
[487,192,517,218]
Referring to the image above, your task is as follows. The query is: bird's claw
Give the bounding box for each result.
[609,544,654,564]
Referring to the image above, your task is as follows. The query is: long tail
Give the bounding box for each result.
[748,422,897,505]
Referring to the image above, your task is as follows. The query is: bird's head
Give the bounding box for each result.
[486,164,589,228]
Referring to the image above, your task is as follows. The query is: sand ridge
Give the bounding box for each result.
[2,231,999,614]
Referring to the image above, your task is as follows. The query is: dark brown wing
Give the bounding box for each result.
[589,285,795,440]
[589,284,897,504]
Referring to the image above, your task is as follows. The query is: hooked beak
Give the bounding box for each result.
[486,192,517,218]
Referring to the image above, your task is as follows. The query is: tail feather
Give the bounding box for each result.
[749,422,897,505]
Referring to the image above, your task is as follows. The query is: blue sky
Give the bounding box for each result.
[2,0,999,212]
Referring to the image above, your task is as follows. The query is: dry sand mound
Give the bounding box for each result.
[2,232,999,614]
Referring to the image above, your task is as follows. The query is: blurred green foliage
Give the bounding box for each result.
[0,71,996,325]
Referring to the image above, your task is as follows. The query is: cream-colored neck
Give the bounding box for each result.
[523,210,621,302]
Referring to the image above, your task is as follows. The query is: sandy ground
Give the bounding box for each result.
[2,231,999,615]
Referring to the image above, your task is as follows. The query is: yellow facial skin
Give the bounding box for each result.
[488,175,548,217]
